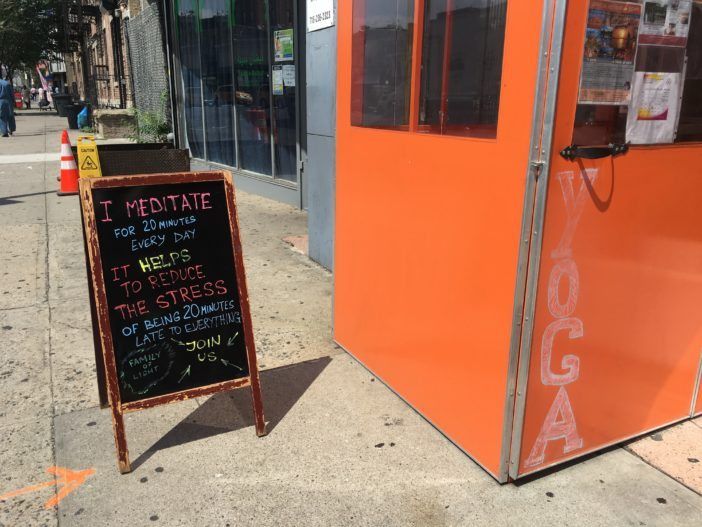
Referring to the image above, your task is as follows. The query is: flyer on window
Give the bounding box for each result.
[274,29,294,62]
[639,0,692,47]
[272,66,284,95]
[282,64,296,87]
[626,71,682,143]
[578,0,642,105]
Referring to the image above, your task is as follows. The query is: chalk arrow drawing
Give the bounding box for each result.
[0,466,95,509]
[178,365,191,383]
[221,359,243,371]
[227,332,239,347]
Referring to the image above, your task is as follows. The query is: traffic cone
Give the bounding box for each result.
[57,130,79,196]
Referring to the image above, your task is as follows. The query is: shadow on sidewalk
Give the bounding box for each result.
[14,110,58,117]
[130,356,332,470]
[4,131,52,138]
[0,190,56,206]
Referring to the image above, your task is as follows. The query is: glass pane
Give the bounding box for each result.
[200,0,236,166]
[176,0,204,159]
[678,1,702,142]
[351,0,415,128]
[270,0,298,182]
[573,104,627,145]
[233,0,273,176]
[419,0,508,138]
[573,0,702,145]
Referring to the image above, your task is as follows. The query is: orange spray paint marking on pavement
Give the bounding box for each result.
[0,466,95,509]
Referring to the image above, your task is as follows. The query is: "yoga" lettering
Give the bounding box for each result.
[525,170,597,468]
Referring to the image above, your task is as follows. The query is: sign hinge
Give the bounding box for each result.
[530,160,545,179]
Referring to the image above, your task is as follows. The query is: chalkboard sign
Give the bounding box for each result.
[80,172,265,473]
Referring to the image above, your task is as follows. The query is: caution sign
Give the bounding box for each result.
[76,136,103,179]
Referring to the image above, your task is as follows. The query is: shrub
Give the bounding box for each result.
[129,91,171,143]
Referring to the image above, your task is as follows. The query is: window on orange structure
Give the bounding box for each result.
[417,0,508,138]
[351,0,415,129]
[573,0,702,146]
[677,1,702,142]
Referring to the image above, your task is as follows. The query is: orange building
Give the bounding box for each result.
[334,0,702,481]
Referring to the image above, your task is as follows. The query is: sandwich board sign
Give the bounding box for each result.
[79,171,266,473]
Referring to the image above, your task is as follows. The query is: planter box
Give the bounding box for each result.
[93,109,137,139]
[71,143,190,177]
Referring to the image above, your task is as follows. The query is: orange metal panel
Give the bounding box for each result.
[695,362,702,417]
[516,0,702,476]
[334,1,544,477]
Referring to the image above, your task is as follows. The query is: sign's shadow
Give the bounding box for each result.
[130,356,332,470]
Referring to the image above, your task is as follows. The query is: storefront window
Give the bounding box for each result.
[176,0,204,159]
[419,0,508,137]
[233,0,273,176]
[574,0,702,146]
[173,0,301,185]
[351,0,415,128]
[270,0,298,182]
[200,0,236,167]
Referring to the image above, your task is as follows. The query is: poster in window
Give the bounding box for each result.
[639,0,693,47]
[274,29,294,62]
[578,1,642,105]
[626,71,682,143]
[272,66,284,95]
[282,64,296,87]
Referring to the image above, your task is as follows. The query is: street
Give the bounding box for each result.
[0,111,701,526]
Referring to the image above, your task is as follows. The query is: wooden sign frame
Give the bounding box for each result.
[79,171,266,473]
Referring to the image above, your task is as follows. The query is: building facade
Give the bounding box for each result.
[62,0,134,109]
[162,0,337,269]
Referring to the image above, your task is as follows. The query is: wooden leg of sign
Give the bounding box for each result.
[110,405,131,473]
[81,215,109,409]
[250,374,267,437]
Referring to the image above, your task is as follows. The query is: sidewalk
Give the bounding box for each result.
[0,112,700,527]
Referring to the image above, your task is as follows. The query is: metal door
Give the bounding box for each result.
[510,0,702,479]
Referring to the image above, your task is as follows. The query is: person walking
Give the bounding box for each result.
[0,75,16,137]
[22,85,31,110]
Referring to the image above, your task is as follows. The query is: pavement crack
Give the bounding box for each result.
[41,114,61,524]
[624,446,702,498]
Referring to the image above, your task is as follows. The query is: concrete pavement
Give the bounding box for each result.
[0,111,700,526]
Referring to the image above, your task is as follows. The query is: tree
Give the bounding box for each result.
[0,0,67,80]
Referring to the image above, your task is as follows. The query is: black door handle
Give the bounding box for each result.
[560,143,629,161]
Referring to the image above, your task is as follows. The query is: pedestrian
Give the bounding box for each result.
[0,75,17,137]
[30,86,36,101]
[38,88,50,111]
[22,85,31,110]
[38,86,44,102]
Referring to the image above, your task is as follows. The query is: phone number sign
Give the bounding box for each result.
[307,0,334,32]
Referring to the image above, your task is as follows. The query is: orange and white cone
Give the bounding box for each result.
[57,130,79,196]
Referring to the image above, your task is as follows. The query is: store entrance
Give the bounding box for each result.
[173,0,302,189]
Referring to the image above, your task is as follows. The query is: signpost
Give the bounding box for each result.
[79,171,265,473]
